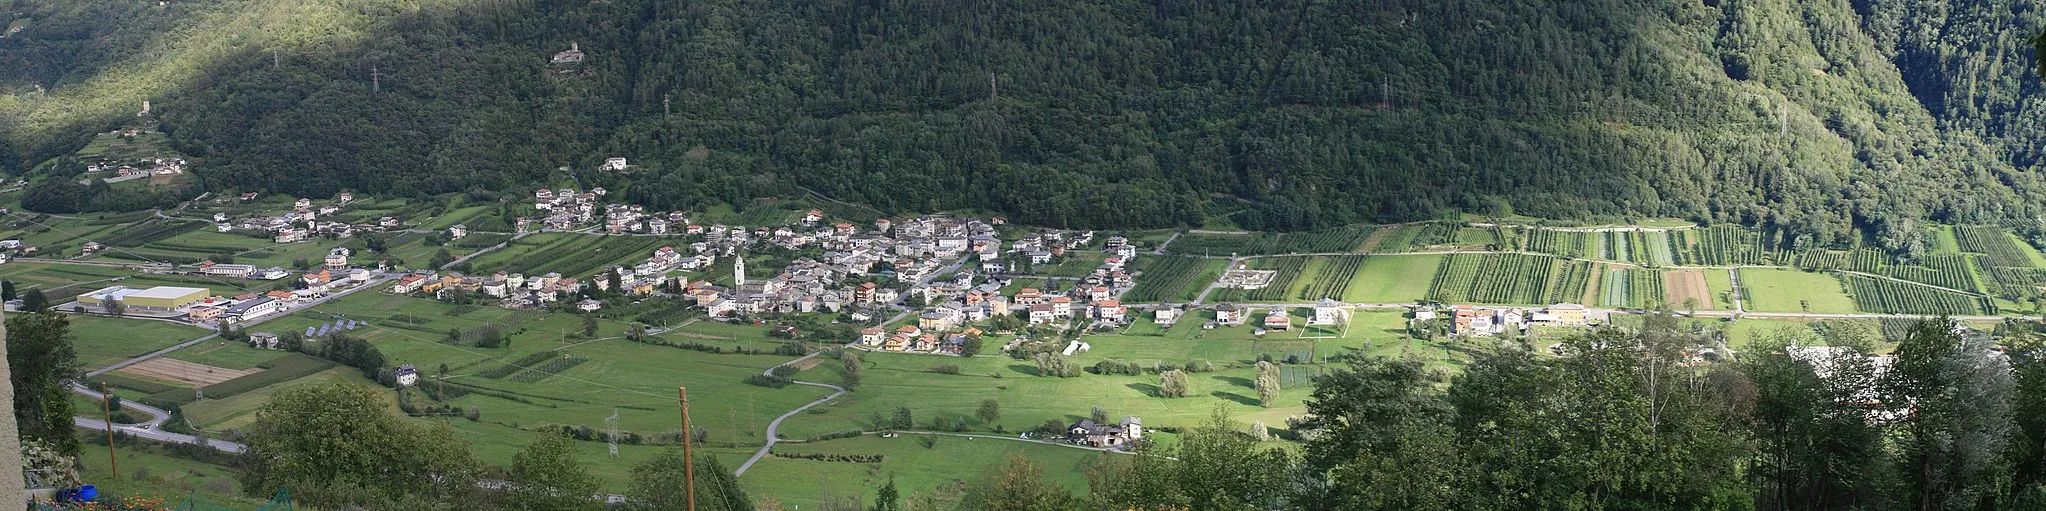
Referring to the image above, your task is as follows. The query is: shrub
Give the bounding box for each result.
[930,364,961,375]
[744,375,792,388]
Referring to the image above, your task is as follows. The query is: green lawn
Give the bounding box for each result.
[1339,254,1441,304]
[1739,268,1857,314]
[1703,268,1736,310]
[69,316,209,370]
[1040,252,1107,278]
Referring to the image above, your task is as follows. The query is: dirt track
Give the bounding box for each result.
[119,357,257,386]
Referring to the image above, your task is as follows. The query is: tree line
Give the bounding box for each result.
[898,315,2046,510]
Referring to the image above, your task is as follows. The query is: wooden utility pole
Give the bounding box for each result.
[100,382,118,478]
[679,387,695,511]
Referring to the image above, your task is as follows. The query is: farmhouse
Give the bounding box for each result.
[77,285,210,313]
[1214,303,1245,326]
[1264,309,1291,331]
[394,364,420,387]
[1067,417,1143,447]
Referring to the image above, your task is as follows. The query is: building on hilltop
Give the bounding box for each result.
[551,42,586,64]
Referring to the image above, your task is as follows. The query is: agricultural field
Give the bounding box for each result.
[1525,229,1593,258]
[1690,225,1766,266]
[1039,252,1107,278]
[1548,261,1595,304]
[1882,254,1980,293]
[1426,253,1559,305]
[1168,226,1376,256]
[69,315,210,369]
[1359,224,1419,253]
[459,232,675,278]
[0,262,135,297]
[1739,269,1856,314]
[1596,266,1664,309]
[1124,256,1224,302]
[169,291,838,468]
[1335,254,1440,303]
[1843,275,1995,316]
[1956,226,2040,268]
[1662,269,1716,310]
[1294,255,1366,301]
[1208,256,1308,302]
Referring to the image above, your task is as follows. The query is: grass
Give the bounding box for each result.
[181,367,364,430]
[1739,268,1857,314]
[1040,252,1107,278]
[1703,269,1736,310]
[75,441,263,507]
[69,315,210,370]
[776,310,1421,445]
[739,434,1106,509]
[1338,254,1441,303]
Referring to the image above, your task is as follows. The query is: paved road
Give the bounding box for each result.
[733,349,849,477]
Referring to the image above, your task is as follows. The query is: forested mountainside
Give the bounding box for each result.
[0,0,2043,241]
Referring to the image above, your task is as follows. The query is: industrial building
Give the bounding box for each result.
[76,285,211,312]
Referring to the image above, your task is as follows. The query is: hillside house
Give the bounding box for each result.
[394,365,419,387]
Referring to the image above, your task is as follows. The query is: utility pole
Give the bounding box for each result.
[989,72,997,101]
[371,64,382,93]
[664,94,672,117]
[101,382,118,478]
[1779,108,1788,139]
[679,387,695,511]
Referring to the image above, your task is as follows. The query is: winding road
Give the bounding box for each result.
[731,349,847,477]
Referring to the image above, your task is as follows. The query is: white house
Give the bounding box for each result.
[394,365,420,387]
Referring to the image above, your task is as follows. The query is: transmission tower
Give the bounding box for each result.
[605,408,620,458]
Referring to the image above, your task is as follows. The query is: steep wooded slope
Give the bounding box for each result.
[0,0,2042,242]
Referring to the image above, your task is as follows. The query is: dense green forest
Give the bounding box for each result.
[1,0,2044,240]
